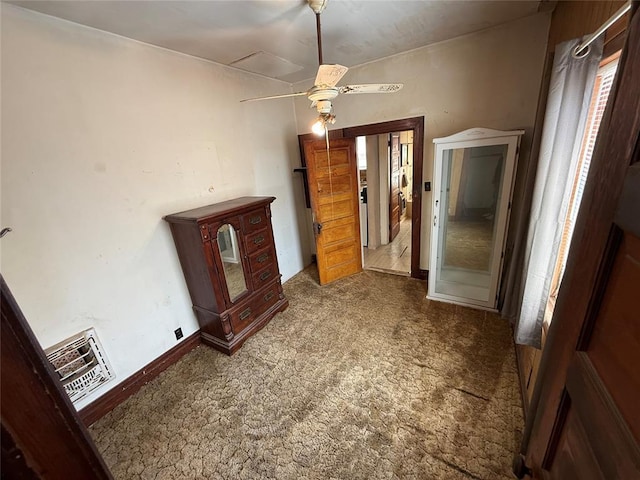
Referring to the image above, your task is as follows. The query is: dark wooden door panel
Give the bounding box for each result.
[546,353,640,478]
[548,404,605,480]
[587,232,640,440]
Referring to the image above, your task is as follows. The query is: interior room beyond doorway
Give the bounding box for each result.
[358,130,414,276]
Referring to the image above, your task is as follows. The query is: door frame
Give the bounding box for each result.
[517,3,640,475]
[298,116,426,279]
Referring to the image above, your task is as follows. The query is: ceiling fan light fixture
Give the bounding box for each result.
[311,112,336,136]
[311,118,326,136]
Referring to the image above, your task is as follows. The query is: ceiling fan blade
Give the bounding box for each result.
[315,64,349,88]
[240,91,308,103]
[339,84,404,94]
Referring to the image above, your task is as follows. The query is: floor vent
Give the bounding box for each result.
[45,328,114,403]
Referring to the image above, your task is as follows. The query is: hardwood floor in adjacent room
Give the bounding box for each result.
[363,215,412,275]
[90,268,523,480]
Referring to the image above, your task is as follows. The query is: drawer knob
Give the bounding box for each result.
[260,271,271,281]
[239,307,252,321]
[253,235,265,245]
[257,253,269,263]
[264,292,274,302]
[249,216,262,225]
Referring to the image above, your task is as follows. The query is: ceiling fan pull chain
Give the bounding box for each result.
[325,124,330,151]
[325,125,335,221]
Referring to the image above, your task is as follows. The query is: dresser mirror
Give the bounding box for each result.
[217,224,247,301]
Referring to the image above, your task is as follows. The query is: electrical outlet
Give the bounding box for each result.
[174,328,183,341]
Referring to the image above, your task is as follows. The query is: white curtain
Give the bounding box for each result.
[514,36,603,347]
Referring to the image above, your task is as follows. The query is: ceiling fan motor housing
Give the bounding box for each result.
[315,100,332,114]
[308,87,339,113]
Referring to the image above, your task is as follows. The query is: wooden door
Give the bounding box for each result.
[1,276,112,479]
[535,173,640,479]
[520,6,640,478]
[542,203,640,478]
[389,133,401,241]
[304,138,362,285]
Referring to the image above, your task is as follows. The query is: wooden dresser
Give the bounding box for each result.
[164,197,288,355]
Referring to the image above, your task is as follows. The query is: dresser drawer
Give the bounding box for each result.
[254,282,281,317]
[230,301,256,334]
[251,263,278,290]
[248,246,275,273]
[229,282,280,334]
[245,228,271,255]
[241,208,268,234]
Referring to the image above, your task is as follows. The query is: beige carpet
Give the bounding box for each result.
[444,220,494,271]
[90,268,523,479]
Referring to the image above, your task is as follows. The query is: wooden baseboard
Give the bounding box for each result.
[79,331,201,427]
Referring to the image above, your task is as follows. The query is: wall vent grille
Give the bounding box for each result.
[45,328,114,403]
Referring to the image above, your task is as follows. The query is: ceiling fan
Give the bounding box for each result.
[240,0,403,135]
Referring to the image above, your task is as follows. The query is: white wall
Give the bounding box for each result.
[365,136,380,249]
[293,12,550,270]
[378,135,390,246]
[1,5,307,409]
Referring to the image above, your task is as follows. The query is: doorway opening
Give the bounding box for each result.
[298,116,425,280]
[357,131,414,276]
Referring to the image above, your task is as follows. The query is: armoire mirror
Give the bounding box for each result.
[429,128,524,310]
[217,224,247,301]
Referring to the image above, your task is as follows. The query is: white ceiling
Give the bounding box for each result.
[9,0,544,84]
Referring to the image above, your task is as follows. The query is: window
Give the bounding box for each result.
[543,53,620,329]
